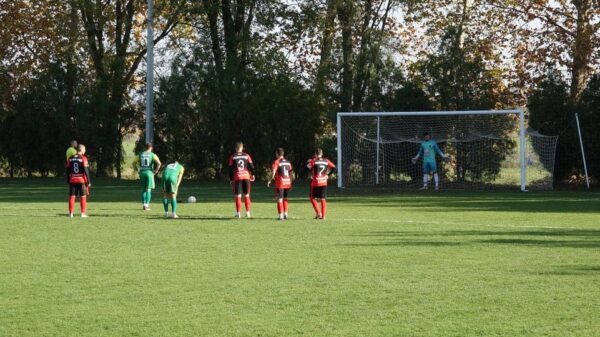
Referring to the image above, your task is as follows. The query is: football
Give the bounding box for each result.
[187,196,197,203]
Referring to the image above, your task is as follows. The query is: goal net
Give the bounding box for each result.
[337,110,558,191]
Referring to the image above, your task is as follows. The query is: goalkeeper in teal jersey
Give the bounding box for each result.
[162,160,185,218]
[412,132,448,190]
[136,143,162,210]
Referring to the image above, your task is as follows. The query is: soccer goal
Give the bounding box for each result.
[337,110,558,191]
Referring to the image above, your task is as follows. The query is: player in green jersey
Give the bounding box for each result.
[66,140,78,160]
[162,160,185,218]
[136,143,162,210]
[412,132,449,190]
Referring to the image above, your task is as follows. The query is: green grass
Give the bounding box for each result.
[0,179,599,337]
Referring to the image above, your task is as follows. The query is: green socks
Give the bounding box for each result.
[171,198,177,214]
[145,189,152,204]
[163,198,169,212]
[142,191,147,204]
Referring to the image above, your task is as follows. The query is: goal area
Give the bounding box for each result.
[336,110,558,191]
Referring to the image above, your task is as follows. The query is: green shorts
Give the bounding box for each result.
[163,177,178,194]
[140,171,155,190]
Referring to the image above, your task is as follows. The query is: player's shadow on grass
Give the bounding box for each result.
[343,194,600,213]
[348,229,600,249]
[341,241,461,247]
[358,229,600,238]
[543,265,600,276]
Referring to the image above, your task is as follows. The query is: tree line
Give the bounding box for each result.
[0,0,599,182]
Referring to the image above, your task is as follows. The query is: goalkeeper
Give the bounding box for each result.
[412,132,448,190]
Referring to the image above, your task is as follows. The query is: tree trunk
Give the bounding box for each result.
[569,0,594,103]
[352,0,373,112]
[338,0,354,112]
[451,0,473,110]
[315,0,338,103]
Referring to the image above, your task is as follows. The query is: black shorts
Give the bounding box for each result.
[233,180,251,195]
[310,186,327,199]
[275,188,290,200]
[69,183,87,197]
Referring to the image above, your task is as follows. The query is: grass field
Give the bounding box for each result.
[1,179,599,337]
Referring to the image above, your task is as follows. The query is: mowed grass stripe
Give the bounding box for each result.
[0,179,599,337]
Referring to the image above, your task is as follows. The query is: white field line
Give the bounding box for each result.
[0,211,593,231]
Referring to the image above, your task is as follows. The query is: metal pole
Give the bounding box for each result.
[337,113,343,188]
[376,116,380,185]
[145,0,154,144]
[575,113,590,189]
[519,110,526,192]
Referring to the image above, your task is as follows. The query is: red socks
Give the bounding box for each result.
[68,196,75,213]
[244,195,251,212]
[310,198,320,216]
[277,200,283,214]
[69,196,88,214]
[321,199,327,218]
[80,196,87,214]
[283,199,289,213]
[235,196,242,213]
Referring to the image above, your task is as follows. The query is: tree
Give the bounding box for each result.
[74,0,186,177]
[490,0,600,103]
[528,72,578,181]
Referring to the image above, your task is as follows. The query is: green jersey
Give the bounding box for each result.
[66,147,77,160]
[163,162,184,181]
[139,151,158,172]
[418,140,444,163]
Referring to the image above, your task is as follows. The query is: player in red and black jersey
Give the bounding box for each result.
[267,148,293,220]
[228,142,255,218]
[65,144,91,218]
[307,148,336,220]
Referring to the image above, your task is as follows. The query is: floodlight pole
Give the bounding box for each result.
[145,0,154,144]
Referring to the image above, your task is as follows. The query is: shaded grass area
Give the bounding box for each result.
[0,179,599,337]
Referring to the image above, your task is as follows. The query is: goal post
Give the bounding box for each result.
[337,110,557,191]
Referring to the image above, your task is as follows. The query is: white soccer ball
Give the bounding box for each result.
[187,196,197,203]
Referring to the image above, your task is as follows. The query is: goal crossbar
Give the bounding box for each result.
[336,110,527,191]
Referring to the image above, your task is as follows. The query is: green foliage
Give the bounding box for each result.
[140,48,322,179]
[419,27,514,184]
[528,73,579,181]
[0,64,73,176]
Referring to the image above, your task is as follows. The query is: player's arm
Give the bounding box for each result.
[83,158,91,187]
[267,163,277,187]
[177,168,184,187]
[412,145,423,163]
[433,142,447,159]
[327,160,337,177]
[153,155,162,174]
[228,156,235,181]
[247,156,255,177]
